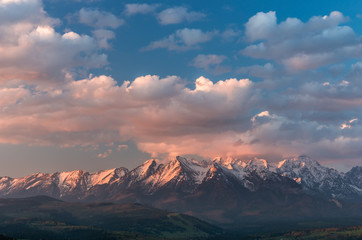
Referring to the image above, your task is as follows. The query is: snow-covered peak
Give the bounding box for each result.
[246,158,268,171]
[275,155,354,198]
[205,163,225,181]
[131,159,158,180]
[157,156,210,185]
[278,155,319,170]
[90,168,127,186]
[213,156,269,170]
[212,156,236,167]
[209,163,223,174]
[56,170,88,194]
[142,159,158,169]
[277,155,325,175]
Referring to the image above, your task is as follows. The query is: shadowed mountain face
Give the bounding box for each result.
[0,156,361,229]
[0,196,222,240]
[345,166,362,189]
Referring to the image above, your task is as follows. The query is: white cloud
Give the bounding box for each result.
[191,54,230,75]
[157,7,206,25]
[126,75,184,101]
[220,28,242,41]
[92,29,115,49]
[78,8,124,29]
[144,28,215,51]
[124,3,159,16]
[241,11,362,70]
[237,63,276,78]
[245,11,277,42]
[192,54,226,69]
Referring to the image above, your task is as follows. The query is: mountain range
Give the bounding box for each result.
[0,155,361,229]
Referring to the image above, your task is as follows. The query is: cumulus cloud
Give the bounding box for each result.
[144,28,216,51]
[0,0,107,84]
[244,11,277,42]
[157,7,206,25]
[241,11,362,70]
[124,3,159,16]
[191,54,231,75]
[78,8,124,29]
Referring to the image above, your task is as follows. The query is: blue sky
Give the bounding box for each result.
[1,0,362,176]
[44,0,362,82]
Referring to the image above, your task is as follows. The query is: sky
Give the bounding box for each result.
[1,0,362,177]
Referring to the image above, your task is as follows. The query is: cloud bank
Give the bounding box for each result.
[3,72,362,165]
[2,0,362,168]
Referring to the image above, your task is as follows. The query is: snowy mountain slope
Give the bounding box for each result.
[0,167,129,200]
[0,155,360,203]
[275,155,362,199]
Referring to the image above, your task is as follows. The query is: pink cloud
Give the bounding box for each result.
[0,0,107,84]
[0,75,255,158]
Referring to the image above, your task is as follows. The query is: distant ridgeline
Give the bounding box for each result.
[0,155,361,230]
[0,196,222,240]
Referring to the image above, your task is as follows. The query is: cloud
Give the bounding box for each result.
[98,149,112,159]
[244,11,277,42]
[78,8,124,29]
[2,71,362,166]
[124,3,159,16]
[0,0,107,84]
[0,75,255,156]
[157,7,206,25]
[117,144,128,151]
[191,54,226,69]
[241,11,362,70]
[92,29,115,49]
[191,54,231,75]
[220,28,242,41]
[251,111,272,122]
[0,0,50,24]
[237,63,277,78]
[340,118,358,129]
[144,28,216,51]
